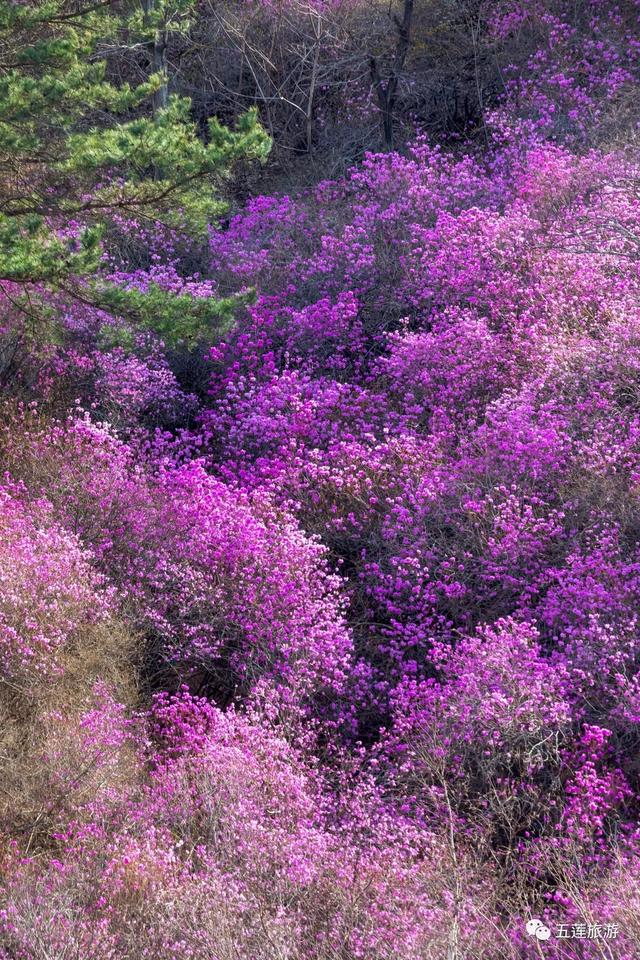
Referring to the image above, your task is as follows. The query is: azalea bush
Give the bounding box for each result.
[1,1,640,957]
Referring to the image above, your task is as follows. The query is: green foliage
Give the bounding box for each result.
[98,282,253,349]
[0,0,270,342]
[61,101,268,234]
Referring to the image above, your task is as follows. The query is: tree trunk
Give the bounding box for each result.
[142,0,168,115]
[369,0,414,151]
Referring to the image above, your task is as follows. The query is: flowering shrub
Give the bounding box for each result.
[94,344,198,429]
[386,619,573,850]
[0,410,353,713]
[0,688,508,959]
[0,484,112,687]
[2,3,640,955]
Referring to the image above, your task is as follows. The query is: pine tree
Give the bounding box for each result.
[0,0,270,345]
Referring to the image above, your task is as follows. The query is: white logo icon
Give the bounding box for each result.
[526,919,551,941]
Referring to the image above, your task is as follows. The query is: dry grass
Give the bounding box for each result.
[0,618,140,848]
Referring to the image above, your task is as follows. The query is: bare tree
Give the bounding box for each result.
[369,0,414,150]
